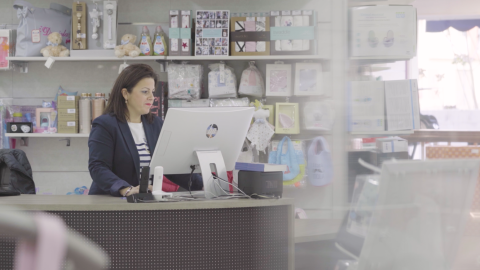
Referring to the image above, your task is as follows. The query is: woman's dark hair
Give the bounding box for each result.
[104,63,158,123]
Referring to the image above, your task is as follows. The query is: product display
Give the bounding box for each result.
[209,97,249,107]
[170,10,192,56]
[7,122,32,133]
[268,137,306,185]
[294,62,323,96]
[35,108,55,133]
[303,101,335,130]
[40,32,70,57]
[307,136,333,186]
[57,96,79,133]
[350,5,417,58]
[208,62,237,98]
[13,0,72,57]
[91,93,105,122]
[266,62,292,96]
[230,12,270,56]
[246,109,275,154]
[270,10,316,55]
[195,10,230,56]
[79,93,91,134]
[167,63,203,100]
[114,34,141,58]
[239,61,265,97]
[72,2,87,50]
[153,26,168,56]
[103,0,117,49]
[0,30,16,71]
[275,103,300,134]
[138,26,153,56]
[348,81,385,132]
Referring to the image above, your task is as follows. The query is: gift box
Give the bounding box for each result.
[170,10,193,56]
[230,12,270,56]
[270,10,317,55]
[194,10,230,56]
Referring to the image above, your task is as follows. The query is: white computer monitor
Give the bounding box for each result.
[149,107,255,199]
[357,159,480,270]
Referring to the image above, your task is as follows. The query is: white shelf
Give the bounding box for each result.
[350,130,415,136]
[6,56,166,62]
[6,133,89,138]
[166,55,327,61]
[7,55,326,62]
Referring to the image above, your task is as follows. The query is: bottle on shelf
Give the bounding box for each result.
[79,93,92,134]
[138,26,153,56]
[92,93,105,122]
[153,26,168,56]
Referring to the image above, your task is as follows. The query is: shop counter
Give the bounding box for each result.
[0,195,294,270]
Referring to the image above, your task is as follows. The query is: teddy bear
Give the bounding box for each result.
[115,34,141,58]
[40,32,70,57]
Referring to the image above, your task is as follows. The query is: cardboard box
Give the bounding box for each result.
[270,10,317,55]
[72,2,87,50]
[57,96,80,109]
[350,5,417,58]
[375,137,408,153]
[58,120,78,133]
[58,108,79,121]
[170,10,193,56]
[230,14,270,56]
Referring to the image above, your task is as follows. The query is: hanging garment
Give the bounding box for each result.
[268,136,300,181]
[307,136,333,186]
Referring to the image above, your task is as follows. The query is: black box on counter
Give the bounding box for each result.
[7,122,33,133]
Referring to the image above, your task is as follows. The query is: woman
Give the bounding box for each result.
[88,64,203,197]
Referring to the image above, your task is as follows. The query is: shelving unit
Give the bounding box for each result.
[350,130,415,136]
[5,133,89,138]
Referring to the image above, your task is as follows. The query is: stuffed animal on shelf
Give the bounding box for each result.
[40,32,70,57]
[115,34,141,58]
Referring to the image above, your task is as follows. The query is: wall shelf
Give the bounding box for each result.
[7,55,327,63]
[350,130,415,137]
[6,133,89,138]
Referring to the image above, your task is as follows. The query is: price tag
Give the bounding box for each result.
[67,122,76,127]
[66,96,75,101]
[271,11,280,16]
[170,10,179,15]
[282,11,292,16]
[292,10,302,16]
[67,109,76,113]
[246,17,255,22]
[32,29,41,43]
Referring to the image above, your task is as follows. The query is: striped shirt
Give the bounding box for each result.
[127,122,151,180]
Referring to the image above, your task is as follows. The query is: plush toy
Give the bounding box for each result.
[40,32,70,57]
[115,34,141,58]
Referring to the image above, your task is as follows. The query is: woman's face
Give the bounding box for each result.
[122,77,155,120]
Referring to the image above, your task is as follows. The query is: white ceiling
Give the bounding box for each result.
[412,0,480,20]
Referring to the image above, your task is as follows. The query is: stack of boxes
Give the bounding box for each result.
[57,96,80,133]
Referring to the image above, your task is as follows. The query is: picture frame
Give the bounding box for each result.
[35,108,54,132]
[275,103,300,134]
[266,63,292,97]
[294,63,323,96]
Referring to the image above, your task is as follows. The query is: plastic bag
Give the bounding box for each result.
[210,97,249,107]
[303,100,335,130]
[208,62,237,98]
[13,0,72,57]
[167,62,203,100]
[238,61,265,97]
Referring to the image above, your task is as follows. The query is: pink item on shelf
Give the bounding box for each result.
[244,21,256,32]
[270,70,288,92]
[245,41,256,52]
[15,212,67,270]
[279,113,295,128]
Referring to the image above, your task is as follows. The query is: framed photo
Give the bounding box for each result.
[294,63,323,96]
[266,63,292,97]
[35,108,54,132]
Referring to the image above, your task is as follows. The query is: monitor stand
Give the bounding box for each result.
[196,150,230,199]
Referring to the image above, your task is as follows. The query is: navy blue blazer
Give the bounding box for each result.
[88,113,203,196]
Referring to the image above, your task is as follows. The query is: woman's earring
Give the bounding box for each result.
[125,99,128,104]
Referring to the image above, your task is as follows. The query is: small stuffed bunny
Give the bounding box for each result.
[115,34,141,58]
[40,32,70,57]
[246,109,275,154]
